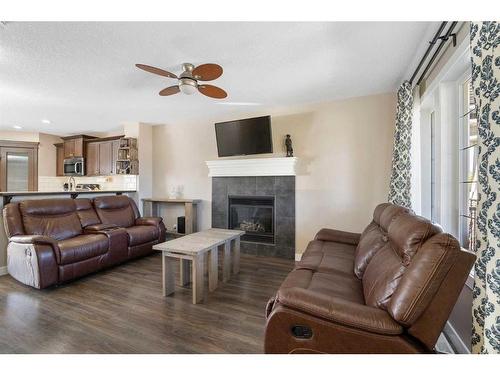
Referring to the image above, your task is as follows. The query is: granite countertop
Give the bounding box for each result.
[0,190,136,204]
[0,190,136,195]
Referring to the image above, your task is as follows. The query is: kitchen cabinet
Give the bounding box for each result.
[98,141,113,175]
[55,143,64,176]
[84,139,121,176]
[63,137,84,158]
[86,142,100,176]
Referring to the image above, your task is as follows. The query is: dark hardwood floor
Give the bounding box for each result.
[0,253,294,353]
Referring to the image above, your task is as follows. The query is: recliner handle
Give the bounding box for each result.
[291,325,313,339]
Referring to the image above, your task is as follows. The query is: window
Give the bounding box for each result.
[430,111,438,223]
[458,78,478,251]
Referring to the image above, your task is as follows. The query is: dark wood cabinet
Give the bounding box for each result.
[55,143,64,176]
[86,142,100,176]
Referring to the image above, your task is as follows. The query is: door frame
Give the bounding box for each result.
[0,140,39,191]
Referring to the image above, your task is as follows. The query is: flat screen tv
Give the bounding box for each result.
[215,115,273,157]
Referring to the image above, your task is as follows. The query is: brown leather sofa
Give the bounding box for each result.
[3,195,166,289]
[264,203,475,353]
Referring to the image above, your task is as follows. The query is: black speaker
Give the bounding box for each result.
[177,216,186,234]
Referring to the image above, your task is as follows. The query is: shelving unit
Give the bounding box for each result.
[116,137,139,175]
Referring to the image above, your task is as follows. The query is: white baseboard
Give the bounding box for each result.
[295,253,302,261]
[0,266,7,276]
[443,321,470,354]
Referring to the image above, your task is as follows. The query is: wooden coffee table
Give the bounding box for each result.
[153,228,244,304]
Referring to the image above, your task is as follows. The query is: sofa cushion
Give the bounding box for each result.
[19,199,82,241]
[3,202,25,237]
[281,268,365,305]
[353,223,387,278]
[354,203,411,279]
[362,244,405,309]
[362,213,442,310]
[276,287,402,335]
[75,198,101,227]
[379,204,411,232]
[93,196,136,228]
[313,228,360,245]
[305,239,355,259]
[126,225,159,246]
[388,233,459,326]
[58,234,109,265]
[298,240,356,276]
[387,213,442,264]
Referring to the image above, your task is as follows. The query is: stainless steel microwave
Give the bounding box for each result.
[64,157,85,176]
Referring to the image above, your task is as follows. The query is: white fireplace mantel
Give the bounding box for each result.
[206,157,297,177]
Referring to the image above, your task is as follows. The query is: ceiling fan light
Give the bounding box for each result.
[178,78,198,95]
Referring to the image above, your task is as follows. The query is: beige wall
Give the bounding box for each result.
[152,92,396,255]
[0,130,39,142]
[122,122,154,213]
[0,131,62,179]
[38,133,62,177]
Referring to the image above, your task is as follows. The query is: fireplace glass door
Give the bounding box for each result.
[228,196,275,244]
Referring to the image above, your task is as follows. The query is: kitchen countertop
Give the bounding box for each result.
[0,190,136,205]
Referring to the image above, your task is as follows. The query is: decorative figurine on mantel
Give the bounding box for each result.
[285,134,294,157]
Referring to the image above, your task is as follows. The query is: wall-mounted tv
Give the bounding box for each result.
[215,115,273,157]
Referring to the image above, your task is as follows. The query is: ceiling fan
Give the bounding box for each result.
[135,62,227,99]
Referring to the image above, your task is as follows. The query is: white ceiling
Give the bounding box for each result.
[0,22,435,135]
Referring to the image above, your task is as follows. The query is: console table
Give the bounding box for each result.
[142,198,200,236]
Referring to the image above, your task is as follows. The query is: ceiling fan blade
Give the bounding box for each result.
[192,63,223,81]
[136,64,177,79]
[159,85,180,96]
[198,84,227,99]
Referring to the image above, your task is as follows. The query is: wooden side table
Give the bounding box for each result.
[143,198,201,284]
[142,198,200,235]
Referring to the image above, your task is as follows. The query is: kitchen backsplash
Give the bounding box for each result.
[38,175,138,191]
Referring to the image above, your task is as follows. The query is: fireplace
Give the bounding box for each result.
[228,195,275,244]
[211,175,295,259]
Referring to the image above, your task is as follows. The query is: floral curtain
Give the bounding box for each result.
[388,80,413,208]
[470,21,500,354]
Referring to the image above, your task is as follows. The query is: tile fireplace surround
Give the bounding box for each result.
[208,158,296,259]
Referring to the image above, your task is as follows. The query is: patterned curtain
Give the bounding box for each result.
[388,80,413,208]
[470,21,500,354]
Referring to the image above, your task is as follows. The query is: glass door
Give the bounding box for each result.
[0,146,38,191]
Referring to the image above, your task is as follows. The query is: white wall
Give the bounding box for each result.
[152,92,396,255]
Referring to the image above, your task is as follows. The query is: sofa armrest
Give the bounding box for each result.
[10,235,59,249]
[7,236,59,289]
[135,217,163,226]
[314,228,361,245]
[84,223,118,233]
[276,287,402,335]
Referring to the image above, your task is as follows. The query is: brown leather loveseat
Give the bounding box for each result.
[3,195,166,289]
[264,203,475,353]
